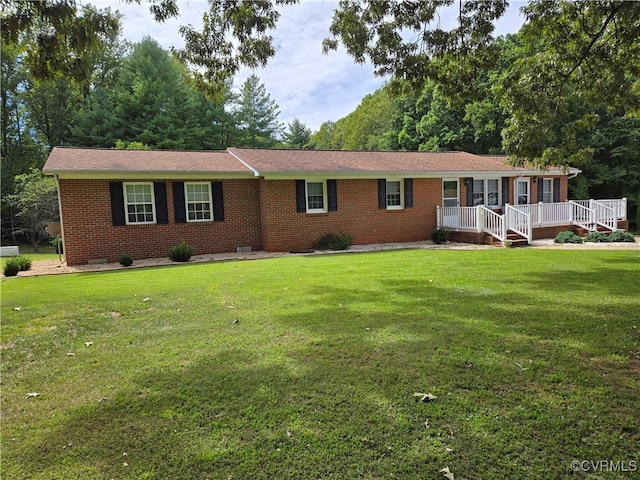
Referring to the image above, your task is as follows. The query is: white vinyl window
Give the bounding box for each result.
[185,182,213,222]
[542,178,553,203]
[124,182,156,224]
[487,179,499,207]
[472,179,500,207]
[386,180,403,209]
[306,181,327,213]
[472,179,485,206]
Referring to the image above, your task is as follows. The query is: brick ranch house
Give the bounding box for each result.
[43,147,628,266]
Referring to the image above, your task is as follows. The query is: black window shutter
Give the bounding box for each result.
[212,181,225,221]
[404,178,413,208]
[173,182,186,223]
[109,182,125,226]
[295,180,306,213]
[327,179,337,211]
[466,178,474,206]
[502,177,510,205]
[154,182,168,224]
[378,179,386,209]
[537,178,544,202]
[553,178,561,202]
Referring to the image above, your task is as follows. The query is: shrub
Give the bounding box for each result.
[168,241,194,262]
[17,256,32,271]
[430,227,450,244]
[50,237,63,254]
[3,257,20,277]
[119,254,134,267]
[313,232,353,251]
[608,230,636,243]
[585,231,611,243]
[553,231,583,244]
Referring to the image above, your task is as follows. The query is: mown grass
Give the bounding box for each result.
[1,243,60,268]
[2,249,639,479]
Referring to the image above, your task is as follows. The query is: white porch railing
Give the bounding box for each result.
[594,202,617,231]
[595,198,626,221]
[436,198,627,243]
[505,204,532,243]
[480,205,506,242]
[438,206,478,230]
[569,200,595,231]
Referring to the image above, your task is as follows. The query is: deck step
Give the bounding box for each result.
[575,225,614,236]
[490,231,529,247]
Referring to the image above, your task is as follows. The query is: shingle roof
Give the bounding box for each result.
[44,146,576,179]
[228,148,526,176]
[43,147,254,178]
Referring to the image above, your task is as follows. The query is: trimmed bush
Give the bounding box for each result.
[430,227,450,244]
[168,241,194,262]
[17,256,32,271]
[553,231,584,244]
[585,231,611,243]
[3,257,20,277]
[608,230,636,243]
[313,232,353,251]
[119,254,134,267]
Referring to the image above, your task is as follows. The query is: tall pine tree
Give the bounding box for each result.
[233,74,283,148]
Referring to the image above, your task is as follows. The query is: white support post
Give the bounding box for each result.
[504,203,510,232]
[622,197,627,221]
[476,205,483,233]
[537,202,544,227]
[436,206,441,228]
[568,200,574,224]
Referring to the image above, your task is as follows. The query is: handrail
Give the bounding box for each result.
[479,205,505,242]
[593,198,626,221]
[505,204,532,243]
[569,200,595,231]
[592,201,617,231]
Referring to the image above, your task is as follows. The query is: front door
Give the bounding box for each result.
[515,178,530,205]
[442,179,459,227]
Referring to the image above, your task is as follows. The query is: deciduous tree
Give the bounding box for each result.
[7,170,58,251]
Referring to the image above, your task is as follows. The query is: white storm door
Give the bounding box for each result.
[442,179,460,227]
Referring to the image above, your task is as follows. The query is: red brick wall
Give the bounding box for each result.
[258,178,442,252]
[58,179,262,265]
[58,174,573,265]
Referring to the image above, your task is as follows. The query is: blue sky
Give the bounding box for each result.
[88,1,526,132]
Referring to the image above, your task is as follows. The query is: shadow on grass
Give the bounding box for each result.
[12,250,640,479]
[22,346,454,479]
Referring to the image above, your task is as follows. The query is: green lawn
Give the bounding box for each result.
[2,249,639,479]
[1,243,61,268]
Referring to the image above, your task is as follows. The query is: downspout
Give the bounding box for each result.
[54,174,65,264]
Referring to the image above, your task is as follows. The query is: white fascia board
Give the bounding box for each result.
[259,169,577,180]
[47,171,258,180]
